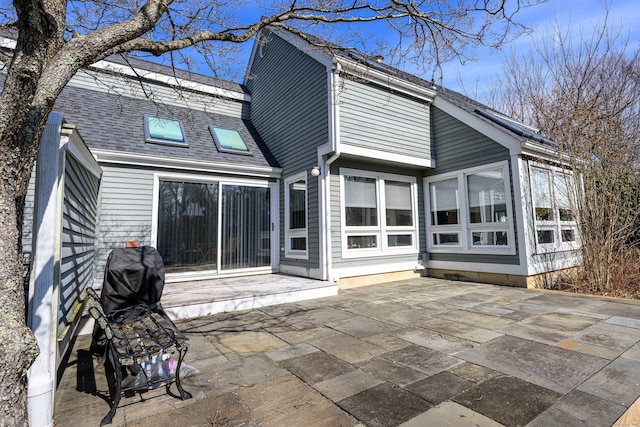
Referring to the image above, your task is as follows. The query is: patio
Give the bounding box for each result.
[54,277,640,426]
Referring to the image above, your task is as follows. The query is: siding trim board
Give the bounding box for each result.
[92,149,282,178]
[339,144,434,168]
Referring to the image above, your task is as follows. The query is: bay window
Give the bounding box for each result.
[342,169,417,256]
[426,161,515,253]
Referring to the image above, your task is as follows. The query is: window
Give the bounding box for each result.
[145,115,187,146]
[429,178,460,246]
[285,173,308,259]
[209,127,252,155]
[341,169,417,257]
[426,161,515,254]
[530,164,579,251]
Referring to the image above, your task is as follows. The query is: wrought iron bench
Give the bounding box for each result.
[86,287,192,425]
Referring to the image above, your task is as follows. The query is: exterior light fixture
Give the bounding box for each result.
[311,166,321,177]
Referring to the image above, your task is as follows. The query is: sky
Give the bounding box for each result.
[223,0,639,95]
[438,0,640,95]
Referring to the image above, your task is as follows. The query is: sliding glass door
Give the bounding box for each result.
[157,181,219,273]
[221,185,271,270]
[156,179,272,275]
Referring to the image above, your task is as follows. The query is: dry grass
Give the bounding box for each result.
[551,249,640,299]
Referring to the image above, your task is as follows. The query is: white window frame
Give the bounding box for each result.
[340,168,418,259]
[150,172,276,281]
[425,161,516,255]
[529,162,580,253]
[284,172,309,259]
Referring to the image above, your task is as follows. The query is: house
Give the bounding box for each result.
[17,27,581,425]
[244,27,581,288]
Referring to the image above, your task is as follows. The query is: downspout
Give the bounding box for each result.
[320,62,342,282]
[27,113,66,427]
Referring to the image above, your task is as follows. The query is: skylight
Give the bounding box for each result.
[209,126,252,155]
[144,115,187,146]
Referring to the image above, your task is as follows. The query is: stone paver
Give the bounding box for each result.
[53,278,640,427]
[526,390,626,427]
[337,383,432,427]
[457,335,609,393]
[404,371,473,404]
[399,401,504,427]
[577,356,640,406]
[453,376,561,427]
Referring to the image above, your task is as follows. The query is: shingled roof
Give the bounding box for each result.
[54,77,279,169]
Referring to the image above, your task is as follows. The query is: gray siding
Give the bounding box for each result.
[329,159,424,271]
[339,78,431,160]
[59,154,100,330]
[95,165,156,280]
[428,106,520,266]
[429,106,510,173]
[247,32,329,272]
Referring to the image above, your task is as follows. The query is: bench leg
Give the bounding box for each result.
[101,354,123,425]
[174,347,192,400]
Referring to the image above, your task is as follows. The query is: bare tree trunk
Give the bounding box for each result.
[0,177,39,426]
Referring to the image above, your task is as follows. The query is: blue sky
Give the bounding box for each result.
[439,0,640,94]
[224,0,639,94]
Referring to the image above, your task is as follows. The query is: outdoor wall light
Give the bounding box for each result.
[311,166,321,177]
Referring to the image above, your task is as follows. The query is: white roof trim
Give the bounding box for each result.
[335,57,436,102]
[60,123,103,178]
[268,27,335,69]
[256,28,436,102]
[91,149,282,178]
[90,60,250,102]
[0,36,16,49]
[1,36,248,102]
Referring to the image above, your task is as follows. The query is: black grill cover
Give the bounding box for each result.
[99,246,166,321]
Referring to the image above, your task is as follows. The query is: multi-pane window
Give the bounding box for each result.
[285,173,308,258]
[426,162,514,253]
[530,164,578,250]
[467,169,509,247]
[342,169,417,256]
[429,178,460,246]
[144,115,187,146]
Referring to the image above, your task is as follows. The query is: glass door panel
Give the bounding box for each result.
[221,185,271,270]
[157,180,218,273]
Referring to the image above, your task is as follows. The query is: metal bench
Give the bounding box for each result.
[86,287,192,425]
